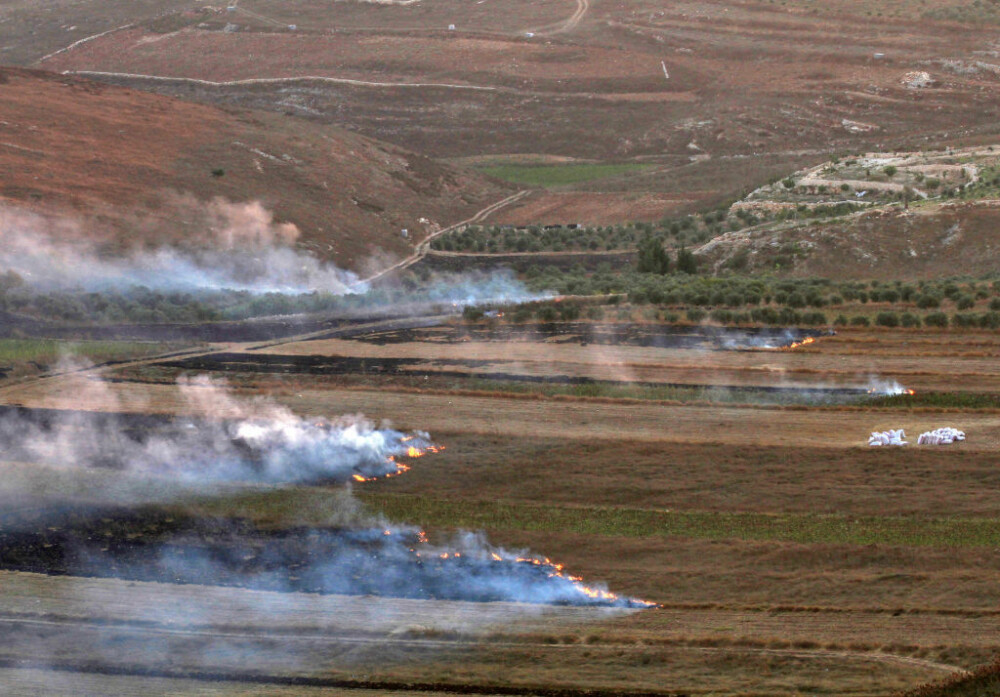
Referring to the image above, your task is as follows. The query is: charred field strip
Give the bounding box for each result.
[343,322,830,350]
[0,404,648,609]
[4,325,1000,693]
[0,504,639,608]
[155,352,869,404]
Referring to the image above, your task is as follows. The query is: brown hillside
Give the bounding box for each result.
[0,66,513,272]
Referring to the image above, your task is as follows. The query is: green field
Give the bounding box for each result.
[0,339,194,372]
[477,163,655,187]
[360,493,1000,548]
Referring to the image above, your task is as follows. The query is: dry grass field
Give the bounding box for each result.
[1,318,999,693]
[3,2,1000,693]
[0,66,513,272]
[10,0,996,224]
[252,326,1000,392]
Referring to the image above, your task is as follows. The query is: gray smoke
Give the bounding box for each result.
[0,373,648,609]
[0,202,361,293]
[0,374,428,484]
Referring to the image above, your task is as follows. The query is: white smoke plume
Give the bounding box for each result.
[0,371,648,609]
[865,378,914,396]
[0,374,427,484]
[0,201,361,294]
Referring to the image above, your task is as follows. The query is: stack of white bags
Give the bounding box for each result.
[868,429,908,446]
[917,427,965,445]
[868,427,966,446]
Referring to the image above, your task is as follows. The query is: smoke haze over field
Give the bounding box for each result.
[0,203,551,312]
[0,371,645,608]
[0,373,429,484]
[0,201,361,293]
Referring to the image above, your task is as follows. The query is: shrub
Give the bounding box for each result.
[916,294,941,309]
[900,312,921,328]
[710,309,734,324]
[777,308,801,325]
[924,312,949,328]
[801,311,827,325]
[751,307,779,324]
[559,304,581,321]
[686,308,706,322]
[462,306,485,321]
[957,295,976,310]
[537,306,558,322]
[513,307,534,323]
[786,292,807,308]
[981,312,1000,329]
[850,316,871,326]
[875,311,899,327]
[952,312,978,328]
[676,247,698,274]
[989,298,1000,311]
[833,314,848,326]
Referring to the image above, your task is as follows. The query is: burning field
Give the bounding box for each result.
[0,386,647,609]
[2,312,1000,694]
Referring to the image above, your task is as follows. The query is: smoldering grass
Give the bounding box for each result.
[360,494,1000,548]
[862,392,1000,410]
[461,379,856,406]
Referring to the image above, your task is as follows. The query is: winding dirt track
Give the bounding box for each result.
[529,0,589,36]
[359,190,530,286]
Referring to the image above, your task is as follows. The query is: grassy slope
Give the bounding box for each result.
[902,660,1000,696]
[0,66,512,272]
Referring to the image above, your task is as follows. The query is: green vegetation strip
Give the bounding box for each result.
[477,163,653,187]
[0,339,189,366]
[462,379,854,406]
[360,493,1000,548]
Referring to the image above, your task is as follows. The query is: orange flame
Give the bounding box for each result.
[867,387,915,395]
[784,336,816,350]
[352,443,445,484]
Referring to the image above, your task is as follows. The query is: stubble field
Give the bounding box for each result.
[0,318,997,694]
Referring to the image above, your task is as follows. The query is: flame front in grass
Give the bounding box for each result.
[784,336,816,350]
[498,553,657,608]
[350,439,441,483]
[868,387,915,396]
[866,379,915,396]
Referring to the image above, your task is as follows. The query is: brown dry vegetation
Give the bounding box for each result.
[0,66,511,271]
[253,326,1000,392]
[16,0,999,222]
[3,318,1000,693]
